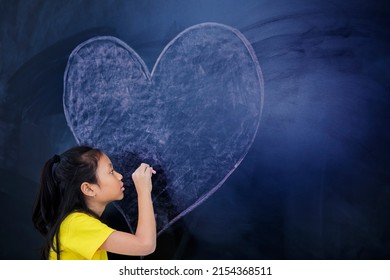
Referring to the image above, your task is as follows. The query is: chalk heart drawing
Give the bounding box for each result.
[64,23,264,234]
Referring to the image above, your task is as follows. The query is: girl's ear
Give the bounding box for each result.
[80,182,96,197]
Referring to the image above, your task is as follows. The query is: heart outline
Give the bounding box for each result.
[63,22,264,234]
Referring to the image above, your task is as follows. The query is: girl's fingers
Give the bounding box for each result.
[147,166,156,175]
[138,163,155,175]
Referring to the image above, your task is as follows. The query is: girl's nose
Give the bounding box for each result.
[116,171,123,180]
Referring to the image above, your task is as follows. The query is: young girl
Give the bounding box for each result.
[32,145,156,260]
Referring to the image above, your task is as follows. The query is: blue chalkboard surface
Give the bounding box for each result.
[63,23,264,234]
[1,0,389,259]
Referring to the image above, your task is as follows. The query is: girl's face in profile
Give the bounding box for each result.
[94,153,125,202]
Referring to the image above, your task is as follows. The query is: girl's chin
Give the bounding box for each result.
[116,187,125,200]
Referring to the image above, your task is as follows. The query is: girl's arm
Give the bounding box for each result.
[100,163,156,256]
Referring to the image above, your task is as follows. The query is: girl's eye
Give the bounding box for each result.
[110,169,115,174]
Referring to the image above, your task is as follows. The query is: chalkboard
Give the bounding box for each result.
[1,0,389,260]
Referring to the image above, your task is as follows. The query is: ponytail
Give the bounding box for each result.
[32,155,62,236]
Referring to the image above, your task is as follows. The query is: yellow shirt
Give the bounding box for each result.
[49,212,115,260]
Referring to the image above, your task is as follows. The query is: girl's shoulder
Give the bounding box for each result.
[63,211,96,224]
[60,211,114,239]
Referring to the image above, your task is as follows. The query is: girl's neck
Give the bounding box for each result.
[86,199,107,217]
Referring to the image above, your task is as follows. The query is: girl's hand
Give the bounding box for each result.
[132,163,156,194]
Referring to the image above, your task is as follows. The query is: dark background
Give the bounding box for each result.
[0,0,389,259]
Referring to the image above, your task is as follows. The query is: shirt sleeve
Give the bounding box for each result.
[61,212,115,260]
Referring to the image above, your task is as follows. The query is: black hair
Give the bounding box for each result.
[32,145,103,259]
